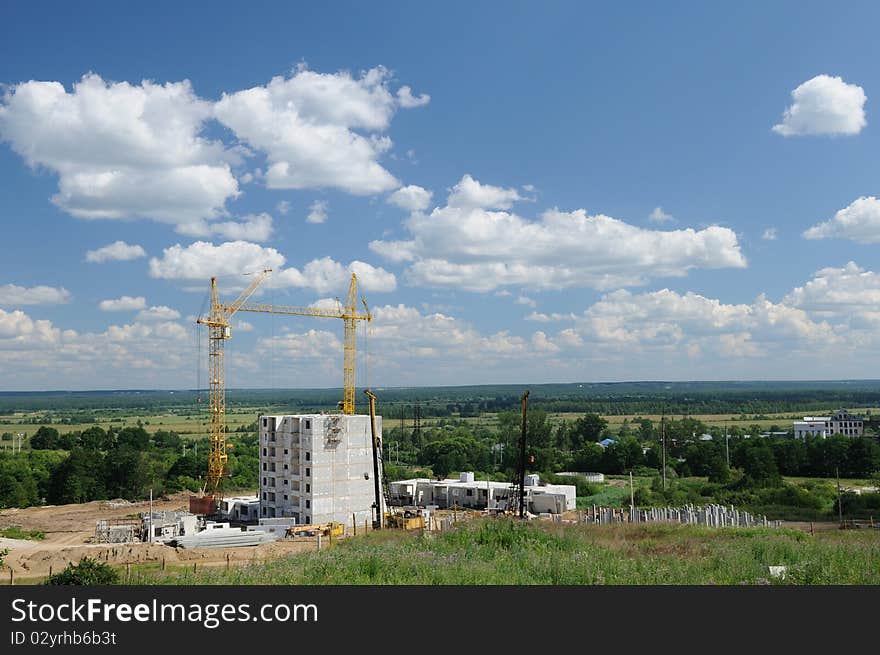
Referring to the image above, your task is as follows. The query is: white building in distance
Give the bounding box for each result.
[259,413,383,528]
[793,408,864,439]
[389,472,576,514]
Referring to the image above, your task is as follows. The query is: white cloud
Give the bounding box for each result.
[99,296,147,312]
[573,287,837,354]
[149,242,396,294]
[396,85,430,108]
[306,200,329,224]
[515,295,536,308]
[85,240,147,263]
[214,66,416,195]
[649,207,675,223]
[276,200,291,215]
[772,74,867,136]
[0,308,63,347]
[387,185,432,212]
[0,284,71,306]
[270,257,397,294]
[447,174,521,210]
[234,319,254,332]
[136,305,181,321]
[803,196,880,243]
[370,175,747,292]
[149,241,285,281]
[531,331,560,353]
[256,329,343,360]
[0,306,194,389]
[0,73,239,231]
[526,311,576,322]
[783,261,880,328]
[762,227,778,241]
[179,212,274,242]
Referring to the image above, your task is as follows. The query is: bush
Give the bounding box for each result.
[45,557,119,585]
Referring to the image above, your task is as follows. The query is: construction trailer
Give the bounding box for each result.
[389,472,576,514]
[259,413,384,529]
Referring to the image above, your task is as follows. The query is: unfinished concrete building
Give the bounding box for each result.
[259,413,383,528]
[389,472,576,514]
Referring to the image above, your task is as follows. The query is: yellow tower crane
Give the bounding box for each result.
[192,269,272,514]
[231,272,372,415]
[192,271,372,515]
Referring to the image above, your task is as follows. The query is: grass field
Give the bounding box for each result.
[134,519,880,585]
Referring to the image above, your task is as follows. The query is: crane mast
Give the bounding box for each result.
[194,269,271,511]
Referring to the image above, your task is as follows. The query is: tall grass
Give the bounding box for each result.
[135,519,880,586]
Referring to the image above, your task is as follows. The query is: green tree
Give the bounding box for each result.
[30,426,59,450]
[706,454,731,484]
[48,448,107,504]
[572,413,608,448]
[45,557,119,585]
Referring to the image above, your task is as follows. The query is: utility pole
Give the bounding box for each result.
[725,422,730,468]
[518,390,529,519]
[629,471,635,508]
[660,415,667,492]
[836,466,843,527]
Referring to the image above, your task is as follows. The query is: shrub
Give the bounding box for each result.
[45,557,119,585]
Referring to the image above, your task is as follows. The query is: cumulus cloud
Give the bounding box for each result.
[85,240,147,263]
[783,261,880,328]
[515,295,536,308]
[149,241,285,281]
[526,311,577,322]
[447,174,521,210]
[0,284,71,306]
[276,200,291,215]
[306,200,329,224]
[214,65,420,195]
[762,227,778,241]
[136,305,182,321]
[179,213,274,242]
[396,85,430,108]
[149,241,396,294]
[649,207,675,223]
[0,73,239,231]
[256,329,343,360]
[772,74,867,136]
[387,185,432,212]
[99,296,147,312]
[803,196,880,243]
[572,287,837,356]
[270,257,397,294]
[369,174,747,292]
[0,307,194,389]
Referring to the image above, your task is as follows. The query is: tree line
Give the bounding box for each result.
[0,425,258,509]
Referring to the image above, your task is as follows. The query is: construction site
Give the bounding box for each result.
[0,269,579,583]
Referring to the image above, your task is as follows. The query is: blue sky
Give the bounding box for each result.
[1,1,880,390]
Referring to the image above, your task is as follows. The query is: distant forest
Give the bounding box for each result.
[3,380,880,418]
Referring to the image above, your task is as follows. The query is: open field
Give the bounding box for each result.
[137,518,880,585]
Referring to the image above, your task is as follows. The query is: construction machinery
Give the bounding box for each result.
[286,522,344,538]
[364,388,427,531]
[191,269,273,515]
[192,270,373,515]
